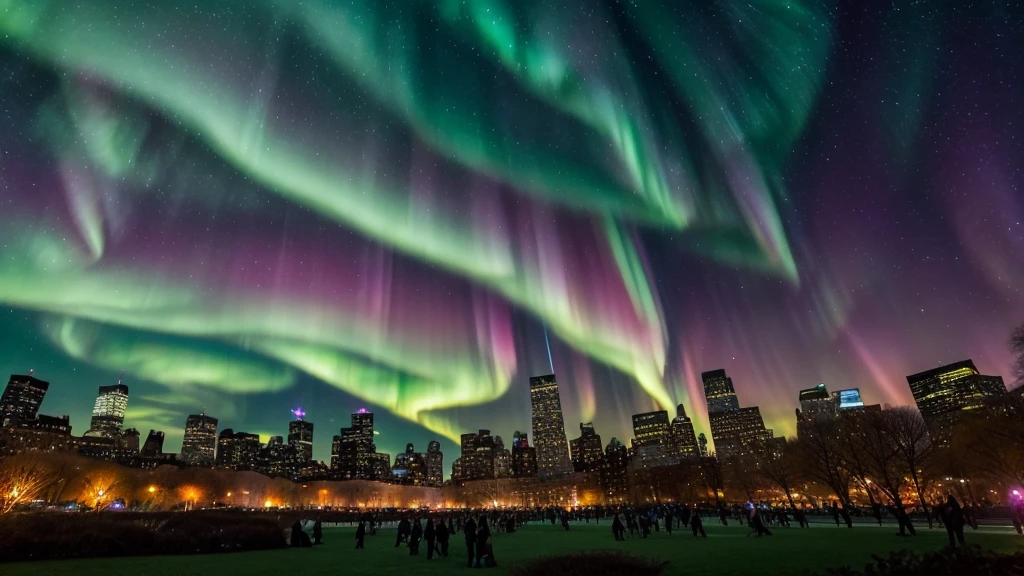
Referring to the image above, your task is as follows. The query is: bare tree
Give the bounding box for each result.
[849,410,908,511]
[757,439,801,508]
[0,460,54,514]
[953,396,1024,488]
[886,407,936,527]
[793,417,852,505]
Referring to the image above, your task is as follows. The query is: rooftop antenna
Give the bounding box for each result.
[118,369,125,385]
[543,325,554,373]
[29,368,34,377]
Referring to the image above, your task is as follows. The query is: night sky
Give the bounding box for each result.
[1,1,1021,469]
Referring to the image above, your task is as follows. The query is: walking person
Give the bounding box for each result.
[945,495,966,548]
[475,516,496,568]
[424,518,436,559]
[409,519,423,556]
[355,519,366,549]
[436,517,449,557]
[831,501,841,527]
[464,515,477,568]
[691,510,707,538]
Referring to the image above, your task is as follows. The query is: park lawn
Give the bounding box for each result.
[5,522,1022,576]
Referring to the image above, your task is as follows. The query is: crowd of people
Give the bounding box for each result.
[285,492,1024,564]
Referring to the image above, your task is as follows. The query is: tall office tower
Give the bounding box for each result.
[456,429,496,481]
[141,429,165,457]
[631,410,674,467]
[217,429,262,469]
[287,409,314,461]
[708,406,773,460]
[493,435,511,478]
[425,440,443,487]
[1,372,49,426]
[336,408,376,479]
[600,437,629,503]
[510,431,538,478]
[180,412,218,466]
[669,404,700,459]
[569,422,605,472]
[85,379,129,438]
[529,374,573,478]
[701,369,740,414]
[907,359,1007,445]
[796,383,835,438]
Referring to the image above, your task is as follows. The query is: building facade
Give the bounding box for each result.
[529,374,573,478]
[510,431,538,478]
[425,440,443,487]
[600,437,629,503]
[85,382,129,439]
[702,369,740,414]
[669,404,700,460]
[391,443,427,485]
[907,359,1007,444]
[216,428,261,469]
[708,406,772,460]
[180,412,218,466]
[1,372,49,426]
[569,422,604,472]
[288,418,314,461]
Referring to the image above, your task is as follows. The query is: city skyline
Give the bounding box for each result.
[0,2,1021,479]
[5,353,1019,479]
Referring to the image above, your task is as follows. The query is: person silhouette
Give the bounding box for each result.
[436,517,450,557]
[464,515,477,568]
[424,518,436,560]
[409,519,423,555]
[355,519,366,549]
[312,517,323,545]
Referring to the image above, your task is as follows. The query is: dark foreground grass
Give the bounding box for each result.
[6,522,1022,576]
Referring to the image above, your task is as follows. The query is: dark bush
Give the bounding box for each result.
[508,551,669,576]
[0,511,287,563]
[816,546,1024,576]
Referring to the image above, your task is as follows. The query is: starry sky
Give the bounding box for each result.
[1,1,1021,468]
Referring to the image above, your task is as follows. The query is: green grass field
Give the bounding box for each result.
[6,521,1023,576]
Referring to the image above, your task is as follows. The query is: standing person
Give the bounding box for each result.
[312,516,324,545]
[719,506,729,527]
[691,510,707,538]
[612,512,626,541]
[561,510,570,531]
[436,517,450,557]
[831,501,842,527]
[395,517,410,547]
[476,516,496,568]
[355,519,366,549]
[946,495,966,547]
[871,501,884,527]
[409,519,423,556]
[464,515,477,568]
[424,518,436,559]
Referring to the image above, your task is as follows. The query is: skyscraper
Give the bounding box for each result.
[529,374,572,478]
[796,383,835,438]
[426,440,443,487]
[702,369,740,414]
[907,359,1007,444]
[631,410,673,468]
[216,428,261,469]
[708,407,772,459]
[510,431,538,478]
[669,404,700,460]
[334,408,378,479]
[85,379,129,439]
[455,429,495,481]
[180,412,218,466]
[1,372,49,426]
[600,437,629,502]
[141,429,165,457]
[391,443,427,485]
[287,409,314,462]
[569,422,604,472]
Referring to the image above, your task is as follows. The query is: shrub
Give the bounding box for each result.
[508,551,669,576]
[0,511,287,563]
[816,546,1024,576]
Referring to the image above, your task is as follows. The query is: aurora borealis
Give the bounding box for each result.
[0,1,1021,465]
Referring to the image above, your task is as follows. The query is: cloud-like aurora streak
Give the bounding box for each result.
[0,0,846,444]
